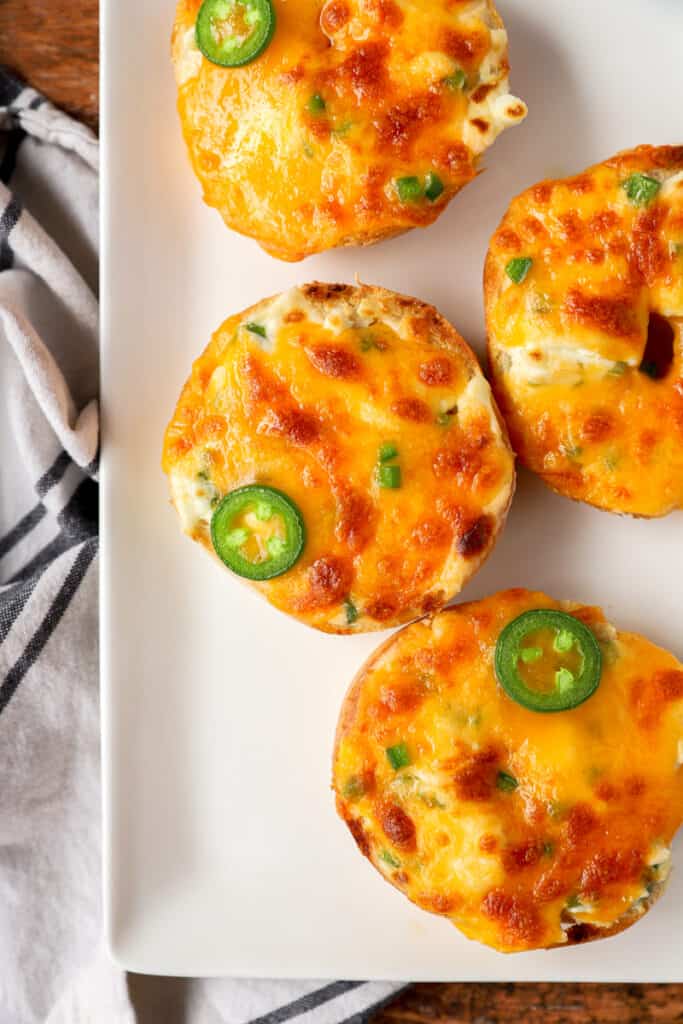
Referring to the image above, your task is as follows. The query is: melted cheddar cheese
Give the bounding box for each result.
[162,283,514,632]
[333,589,683,952]
[172,0,526,261]
[485,145,683,517]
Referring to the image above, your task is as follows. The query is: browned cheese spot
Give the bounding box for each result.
[456,515,492,557]
[452,746,499,801]
[563,289,640,338]
[391,397,431,422]
[260,407,320,446]
[335,489,376,553]
[307,556,353,607]
[306,345,361,379]
[379,802,417,851]
[418,356,454,386]
[480,889,542,945]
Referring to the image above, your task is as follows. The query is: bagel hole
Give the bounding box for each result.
[639,313,674,381]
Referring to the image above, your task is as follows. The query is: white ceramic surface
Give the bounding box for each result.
[101,0,683,978]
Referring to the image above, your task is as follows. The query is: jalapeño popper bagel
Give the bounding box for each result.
[486,145,683,517]
[162,283,515,632]
[333,588,683,952]
[172,0,527,261]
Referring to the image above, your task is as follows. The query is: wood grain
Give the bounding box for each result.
[4,1,682,1020]
[0,0,99,131]
[375,983,683,1024]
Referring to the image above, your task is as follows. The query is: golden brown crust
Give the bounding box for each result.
[163,282,515,633]
[485,145,683,518]
[333,588,683,951]
[333,620,405,760]
[172,0,526,261]
[553,880,663,948]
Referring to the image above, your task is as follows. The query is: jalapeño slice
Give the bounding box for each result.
[495,609,602,713]
[196,0,276,68]
[210,485,304,580]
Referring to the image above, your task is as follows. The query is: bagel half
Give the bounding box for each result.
[485,145,683,517]
[172,0,527,261]
[333,588,683,952]
[162,283,515,632]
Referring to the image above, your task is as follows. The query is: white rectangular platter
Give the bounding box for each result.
[101,0,683,979]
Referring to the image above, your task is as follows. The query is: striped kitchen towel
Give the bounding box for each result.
[0,69,406,1024]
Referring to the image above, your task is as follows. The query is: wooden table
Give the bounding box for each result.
[3,2,680,1021]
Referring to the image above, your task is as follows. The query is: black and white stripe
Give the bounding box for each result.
[334,987,407,1024]
[0,74,99,720]
[0,193,22,270]
[0,67,47,118]
[0,70,45,192]
[27,94,46,112]
[0,126,26,185]
[0,500,46,562]
[0,449,71,561]
[0,449,97,571]
[247,983,366,1024]
[0,69,23,107]
[0,448,99,703]
[0,68,58,196]
[0,536,97,715]
[238,981,408,1024]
